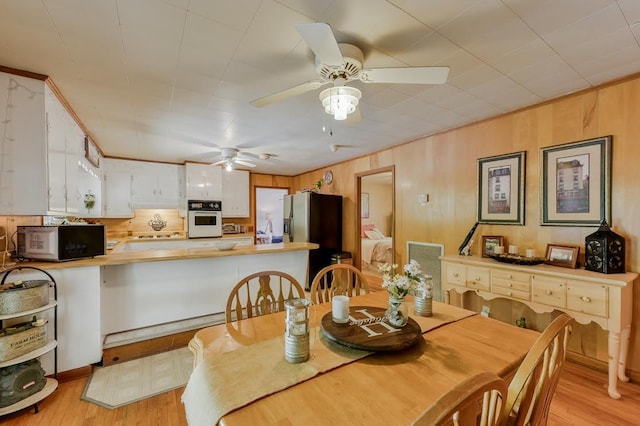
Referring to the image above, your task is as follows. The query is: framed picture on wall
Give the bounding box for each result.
[541,136,611,226]
[361,193,369,218]
[477,151,526,225]
[84,136,100,167]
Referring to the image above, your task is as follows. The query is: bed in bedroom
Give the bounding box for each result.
[360,225,393,274]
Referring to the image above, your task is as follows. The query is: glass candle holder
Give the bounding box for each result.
[284,298,310,363]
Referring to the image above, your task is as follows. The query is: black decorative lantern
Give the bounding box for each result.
[585,219,625,274]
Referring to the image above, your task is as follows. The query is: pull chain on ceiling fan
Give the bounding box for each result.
[250,23,450,121]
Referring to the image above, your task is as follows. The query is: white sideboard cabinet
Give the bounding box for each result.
[440,255,637,399]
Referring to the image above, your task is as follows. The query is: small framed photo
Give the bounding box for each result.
[545,244,580,269]
[477,151,526,225]
[482,235,505,258]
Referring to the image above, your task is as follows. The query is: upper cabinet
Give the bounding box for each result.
[185,163,222,201]
[222,169,250,217]
[102,158,133,218]
[0,72,98,216]
[131,161,184,208]
[0,73,48,215]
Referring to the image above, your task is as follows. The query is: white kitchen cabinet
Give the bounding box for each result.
[102,158,133,218]
[131,161,183,208]
[185,162,222,201]
[0,73,48,215]
[222,169,250,217]
[45,85,87,216]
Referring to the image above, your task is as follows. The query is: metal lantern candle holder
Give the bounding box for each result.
[284,298,310,363]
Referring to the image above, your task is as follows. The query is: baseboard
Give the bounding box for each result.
[51,365,93,383]
[102,329,197,366]
[567,351,638,383]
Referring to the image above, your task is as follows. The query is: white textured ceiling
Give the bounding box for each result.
[1,0,639,175]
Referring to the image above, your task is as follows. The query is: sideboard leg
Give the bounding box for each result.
[444,289,450,305]
[608,331,622,399]
[618,325,631,382]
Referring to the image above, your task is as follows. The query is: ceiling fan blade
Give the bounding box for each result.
[250,79,329,107]
[295,23,344,66]
[234,159,256,168]
[359,66,450,85]
[211,160,226,166]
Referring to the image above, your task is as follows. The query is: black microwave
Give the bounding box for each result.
[17,225,106,262]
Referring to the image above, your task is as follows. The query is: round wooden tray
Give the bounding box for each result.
[320,306,421,351]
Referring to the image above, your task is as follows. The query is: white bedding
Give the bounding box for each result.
[361,236,392,265]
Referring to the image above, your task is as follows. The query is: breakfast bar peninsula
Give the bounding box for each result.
[7,241,317,374]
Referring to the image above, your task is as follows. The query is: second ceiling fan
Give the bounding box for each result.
[250,23,450,120]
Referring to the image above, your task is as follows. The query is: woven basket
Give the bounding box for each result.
[0,280,50,315]
[0,321,48,362]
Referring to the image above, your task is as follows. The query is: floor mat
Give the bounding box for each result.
[81,347,193,409]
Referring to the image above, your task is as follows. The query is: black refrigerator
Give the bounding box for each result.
[283,192,342,288]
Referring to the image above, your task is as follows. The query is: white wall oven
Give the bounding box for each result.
[187,200,222,238]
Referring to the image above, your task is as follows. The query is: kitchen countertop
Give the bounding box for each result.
[5,241,319,271]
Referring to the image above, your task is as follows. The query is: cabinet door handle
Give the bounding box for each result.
[474,276,481,281]
[509,283,513,288]
[581,296,591,303]
[545,290,552,295]
[453,272,459,277]
[507,274,512,279]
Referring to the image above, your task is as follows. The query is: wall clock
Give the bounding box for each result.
[323,170,333,185]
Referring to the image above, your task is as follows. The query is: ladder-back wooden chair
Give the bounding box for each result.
[412,371,508,426]
[225,271,306,322]
[501,313,573,426]
[310,263,370,304]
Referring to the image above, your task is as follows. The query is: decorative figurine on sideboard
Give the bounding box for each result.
[458,222,479,256]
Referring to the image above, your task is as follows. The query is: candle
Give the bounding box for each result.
[493,246,504,255]
[332,295,350,324]
[508,245,519,255]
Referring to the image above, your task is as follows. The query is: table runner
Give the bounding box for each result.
[182,302,475,426]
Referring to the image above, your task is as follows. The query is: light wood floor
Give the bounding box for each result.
[2,361,639,425]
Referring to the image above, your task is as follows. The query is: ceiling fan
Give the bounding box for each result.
[211,148,257,170]
[250,23,450,120]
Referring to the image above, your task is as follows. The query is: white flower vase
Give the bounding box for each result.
[386,295,409,327]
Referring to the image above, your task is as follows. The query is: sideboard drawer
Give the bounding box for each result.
[567,282,608,318]
[467,267,490,292]
[492,269,531,285]
[492,284,530,301]
[445,263,466,287]
[532,276,566,308]
[492,277,531,293]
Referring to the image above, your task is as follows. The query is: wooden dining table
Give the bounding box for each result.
[183,291,539,426]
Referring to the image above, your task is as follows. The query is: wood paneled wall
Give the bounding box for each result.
[293,73,640,373]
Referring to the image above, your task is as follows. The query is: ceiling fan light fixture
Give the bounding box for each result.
[319,86,361,120]
[225,159,233,171]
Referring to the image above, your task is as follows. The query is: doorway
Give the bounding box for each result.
[255,187,288,244]
[356,166,395,290]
